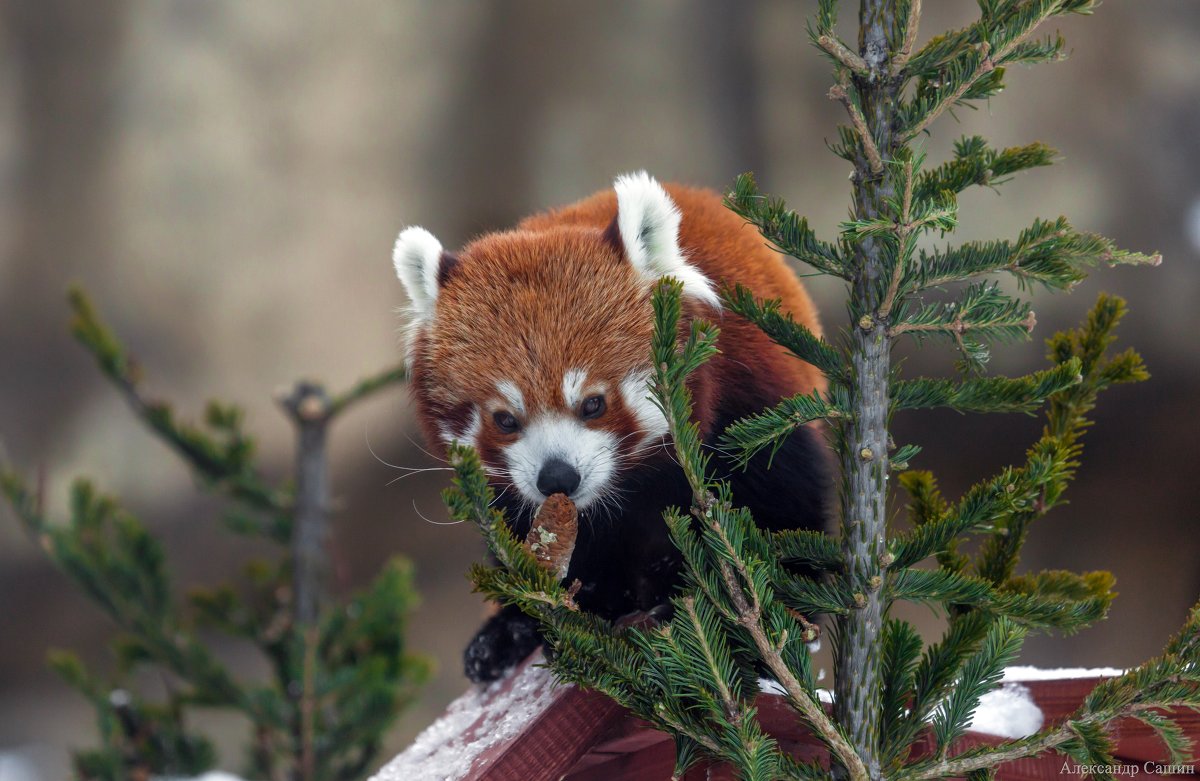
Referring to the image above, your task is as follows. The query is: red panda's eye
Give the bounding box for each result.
[493,411,520,433]
[580,395,606,420]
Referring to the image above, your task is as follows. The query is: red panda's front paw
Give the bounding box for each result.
[463,607,542,683]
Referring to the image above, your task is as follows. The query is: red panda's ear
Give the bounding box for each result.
[612,172,720,309]
[393,226,454,321]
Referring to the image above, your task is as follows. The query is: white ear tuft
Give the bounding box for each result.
[392,226,444,320]
[613,172,720,308]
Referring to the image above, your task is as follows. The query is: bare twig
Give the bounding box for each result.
[878,157,916,320]
[277,382,332,628]
[327,363,407,419]
[900,723,1080,780]
[829,81,885,175]
[299,625,318,781]
[276,384,332,781]
[817,34,869,75]
[890,0,922,74]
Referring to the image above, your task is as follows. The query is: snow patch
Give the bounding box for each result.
[0,752,39,781]
[156,773,249,781]
[372,653,561,781]
[757,678,834,704]
[1001,665,1125,681]
[968,682,1044,739]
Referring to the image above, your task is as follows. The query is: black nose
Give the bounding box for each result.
[536,458,581,497]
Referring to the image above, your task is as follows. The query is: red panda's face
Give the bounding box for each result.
[393,173,720,516]
[419,229,669,514]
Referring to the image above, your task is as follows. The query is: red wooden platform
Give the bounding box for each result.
[374,655,1199,780]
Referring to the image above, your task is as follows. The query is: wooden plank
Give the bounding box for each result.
[564,739,677,781]
[372,653,625,781]
[388,660,1200,781]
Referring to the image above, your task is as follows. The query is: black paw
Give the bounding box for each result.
[464,607,542,683]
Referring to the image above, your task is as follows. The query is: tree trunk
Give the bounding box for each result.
[833,3,899,779]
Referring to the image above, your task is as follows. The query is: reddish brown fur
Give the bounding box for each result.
[409,183,825,466]
[520,184,826,435]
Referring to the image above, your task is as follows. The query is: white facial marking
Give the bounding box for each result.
[502,414,617,510]
[620,368,668,442]
[562,369,587,409]
[612,171,721,309]
[439,406,481,446]
[495,380,526,416]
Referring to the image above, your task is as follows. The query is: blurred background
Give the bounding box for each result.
[1,1,1197,778]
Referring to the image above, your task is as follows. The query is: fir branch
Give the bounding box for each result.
[1134,711,1193,766]
[901,1,1094,141]
[887,567,993,608]
[906,0,1094,79]
[0,471,263,719]
[973,295,1148,583]
[887,565,1110,634]
[911,217,1161,293]
[988,587,1111,634]
[889,515,969,573]
[894,471,969,573]
[931,617,1026,752]
[648,282,870,781]
[805,0,868,87]
[776,571,857,616]
[902,41,997,142]
[772,528,844,572]
[651,279,721,505]
[1004,32,1068,67]
[914,137,1057,201]
[891,360,1082,414]
[879,619,923,752]
[718,390,841,469]
[892,611,992,756]
[68,287,290,524]
[680,596,742,723]
[997,569,1116,633]
[890,283,1037,372]
[891,283,1034,342]
[898,611,1200,781]
[725,174,850,279]
[721,285,846,378]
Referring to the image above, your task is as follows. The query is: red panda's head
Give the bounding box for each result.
[392,173,719,516]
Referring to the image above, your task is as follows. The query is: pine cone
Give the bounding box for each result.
[523,493,577,580]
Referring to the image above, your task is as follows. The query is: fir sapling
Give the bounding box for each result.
[447,2,1196,780]
[0,289,429,781]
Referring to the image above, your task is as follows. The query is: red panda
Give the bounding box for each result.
[393,173,830,682]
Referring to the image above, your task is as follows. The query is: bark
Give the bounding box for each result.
[833,3,901,780]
